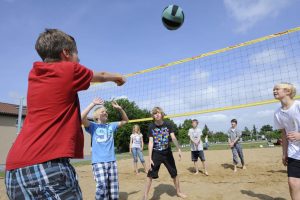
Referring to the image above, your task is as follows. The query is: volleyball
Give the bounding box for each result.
[161,5,184,30]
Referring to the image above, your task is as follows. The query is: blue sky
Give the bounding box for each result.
[1,0,300,131]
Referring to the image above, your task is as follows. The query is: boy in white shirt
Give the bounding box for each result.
[274,83,300,200]
[188,119,208,175]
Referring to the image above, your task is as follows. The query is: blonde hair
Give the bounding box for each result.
[151,106,165,118]
[275,82,296,99]
[93,106,106,121]
[132,124,141,134]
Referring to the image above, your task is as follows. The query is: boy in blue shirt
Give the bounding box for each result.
[81,97,128,200]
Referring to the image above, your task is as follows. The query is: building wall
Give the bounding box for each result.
[0,115,92,167]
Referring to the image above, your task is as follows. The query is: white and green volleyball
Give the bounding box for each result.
[161,5,184,30]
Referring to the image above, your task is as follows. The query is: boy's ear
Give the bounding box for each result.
[60,49,71,61]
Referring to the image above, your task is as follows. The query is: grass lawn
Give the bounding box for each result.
[0,171,5,178]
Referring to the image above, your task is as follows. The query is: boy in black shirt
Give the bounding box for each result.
[143,107,186,199]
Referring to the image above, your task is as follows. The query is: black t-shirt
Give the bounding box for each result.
[148,121,174,151]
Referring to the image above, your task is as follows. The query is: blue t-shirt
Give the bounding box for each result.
[85,121,118,163]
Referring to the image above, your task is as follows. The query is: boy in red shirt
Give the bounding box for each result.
[5,29,125,199]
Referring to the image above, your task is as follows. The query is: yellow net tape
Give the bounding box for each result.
[128,95,300,123]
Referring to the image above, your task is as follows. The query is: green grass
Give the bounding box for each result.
[0,171,5,178]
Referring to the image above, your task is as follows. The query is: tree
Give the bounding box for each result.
[252,125,258,140]
[202,124,210,137]
[177,119,192,144]
[211,132,227,143]
[242,126,251,141]
[260,125,273,133]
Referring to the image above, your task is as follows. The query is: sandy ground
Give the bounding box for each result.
[0,147,290,200]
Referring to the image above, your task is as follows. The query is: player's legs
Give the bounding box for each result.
[132,148,139,174]
[288,177,300,200]
[191,151,199,174]
[107,161,119,200]
[236,143,246,169]
[231,146,238,172]
[137,148,147,173]
[143,151,162,200]
[172,176,187,198]
[163,150,186,198]
[92,162,109,200]
[194,160,199,174]
[5,158,82,200]
[199,151,208,175]
[287,158,300,200]
[142,177,153,200]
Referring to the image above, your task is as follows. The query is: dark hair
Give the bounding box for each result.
[35,29,77,62]
[231,119,237,124]
[192,119,198,123]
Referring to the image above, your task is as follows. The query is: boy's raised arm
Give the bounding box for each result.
[81,98,104,127]
[92,72,126,86]
[111,101,129,127]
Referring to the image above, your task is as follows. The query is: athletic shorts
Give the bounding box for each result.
[191,151,205,162]
[288,157,300,178]
[5,158,82,200]
[147,149,177,179]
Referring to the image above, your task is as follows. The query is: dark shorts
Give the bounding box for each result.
[288,157,300,178]
[147,149,177,179]
[191,151,205,162]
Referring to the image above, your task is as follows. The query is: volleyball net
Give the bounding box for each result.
[79,26,300,123]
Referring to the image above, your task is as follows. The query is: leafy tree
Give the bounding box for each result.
[202,124,210,137]
[252,125,258,140]
[260,124,273,140]
[242,126,251,141]
[211,131,228,143]
[177,119,193,144]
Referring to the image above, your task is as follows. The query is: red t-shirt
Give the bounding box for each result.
[6,61,93,170]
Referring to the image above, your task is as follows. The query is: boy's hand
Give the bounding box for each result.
[111,100,122,110]
[115,75,126,86]
[287,131,300,141]
[282,154,288,166]
[149,159,154,171]
[178,149,182,161]
[92,98,104,106]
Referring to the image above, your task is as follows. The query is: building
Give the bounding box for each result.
[0,102,91,170]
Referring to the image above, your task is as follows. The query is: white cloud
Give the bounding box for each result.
[224,0,291,33]
[250,49,286,66]
[256,109,274,118]
[190,69,210,80]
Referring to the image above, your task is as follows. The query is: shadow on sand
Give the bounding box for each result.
[149,184,177,200]
[241,190,286,200]
[119,190,140,200]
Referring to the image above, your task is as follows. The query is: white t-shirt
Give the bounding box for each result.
[130,133,143,149]
[188,128,203,151]
[274,100,300,160]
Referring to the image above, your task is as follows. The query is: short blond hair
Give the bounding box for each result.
[93,106,106,121]
[275,82,296,99]
[151,107,165,118]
